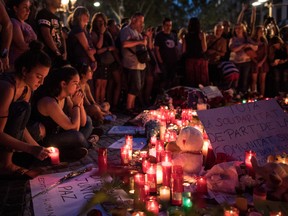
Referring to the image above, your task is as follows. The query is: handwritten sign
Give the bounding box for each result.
[30,168,111,216]
[197,99,288,165]
[108,137,147,150]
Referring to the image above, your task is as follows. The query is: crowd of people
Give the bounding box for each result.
[0,0,287,179]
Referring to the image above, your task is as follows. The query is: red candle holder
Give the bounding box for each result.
[146,163,157,193]
[196,176,207,194]
[162,161,172,187]
[134,173,145,186]
[171,173,184,206]
[121,146,130,165]
[146,199,159,215]
[98,148,107,174]
[161,151,172,163]
[48,147,60,165]
[245,150,256,177]
[142,159,151,173]
[125,135,133,148]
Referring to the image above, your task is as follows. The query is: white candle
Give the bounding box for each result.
[159,186,170,202]
[156,163,163,184]
[49,147,60,165]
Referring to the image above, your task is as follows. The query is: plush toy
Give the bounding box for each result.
[170,126,204,175]
[251,156,288,201]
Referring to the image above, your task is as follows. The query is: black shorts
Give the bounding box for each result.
[124,68,145,96]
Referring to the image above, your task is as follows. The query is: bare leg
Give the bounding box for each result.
[259,73,267,96]
[126,93,136,110]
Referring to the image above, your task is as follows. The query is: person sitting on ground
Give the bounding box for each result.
[28,66,94,162]
[75,63,116,125]
[0,41,51,179]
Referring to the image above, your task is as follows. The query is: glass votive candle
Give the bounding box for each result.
[142,159,151,173]
[224,206,240,216]
[134,173,145,187]
[98,148,107,174]
[182,192,193,209]
[132,212,145,216]
[196,176,207,194]
[146,199,159,215]
[161,150,172,163]
[48,147,60,165]
[121,146,129,165]
[146,163,157,193]
[253,187,267,202]
[159,186,170,203]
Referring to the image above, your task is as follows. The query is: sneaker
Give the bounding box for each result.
[88,134,100,148]
[61,147,88,162]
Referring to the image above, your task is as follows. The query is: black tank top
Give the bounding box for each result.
[0,73,28,102]
[30,97,69,136]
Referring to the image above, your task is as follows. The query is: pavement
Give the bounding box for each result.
[0,112,134,216]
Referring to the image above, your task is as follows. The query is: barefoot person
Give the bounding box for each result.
[0,41,51,179]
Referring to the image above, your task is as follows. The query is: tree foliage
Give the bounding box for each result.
[74,0,242,31]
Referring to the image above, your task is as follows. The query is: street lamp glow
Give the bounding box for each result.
[61,0,69,5]
[94,1,101,7]
[252,1,262,6]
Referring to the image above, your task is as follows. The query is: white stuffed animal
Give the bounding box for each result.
[172,126,204,175]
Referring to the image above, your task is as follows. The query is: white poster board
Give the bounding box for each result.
[108,126,145,135]
[197,99,288,165]
[30,168,110,216]
[108,137,147,150]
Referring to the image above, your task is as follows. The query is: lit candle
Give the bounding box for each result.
[121,146,129,165]
[140,151,148,160]
[196,176,207,194]
[245,150,256,177]
[159,186,170,202]
[146,163,157,193]
[98,148,107,174]
[161,151,172,163]
[134,173,145,186]
[146,199,159,215]
[202,139,210,164]
[125,135,133,148]
[162,161,172,187]
[150,136,157,145]
[182,192,193,211]
[171,173,183,206]
[156,163,163,184]
[49,147,60,165]
[224,206,239,216]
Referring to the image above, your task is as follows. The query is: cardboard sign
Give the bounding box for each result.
[30,168,111,216]
[197,99,288,165]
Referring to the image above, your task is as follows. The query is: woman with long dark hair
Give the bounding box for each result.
[0,41,51,179]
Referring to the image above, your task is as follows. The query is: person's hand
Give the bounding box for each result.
[88,48,96,55]
[0,57,9,72]
[72,90,84,106]
[199,32,206,41]
[100,25,106,34]
[30,146,50,161]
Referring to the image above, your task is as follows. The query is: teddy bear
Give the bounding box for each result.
[166,126,204,175]
[251,156,288,201]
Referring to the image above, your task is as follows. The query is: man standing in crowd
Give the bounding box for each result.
[120,12,147,114]
[154,17,178,89]
[0,0,12,72]
[36,0,66,67]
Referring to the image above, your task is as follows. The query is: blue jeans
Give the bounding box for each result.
[235,61,251,93]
